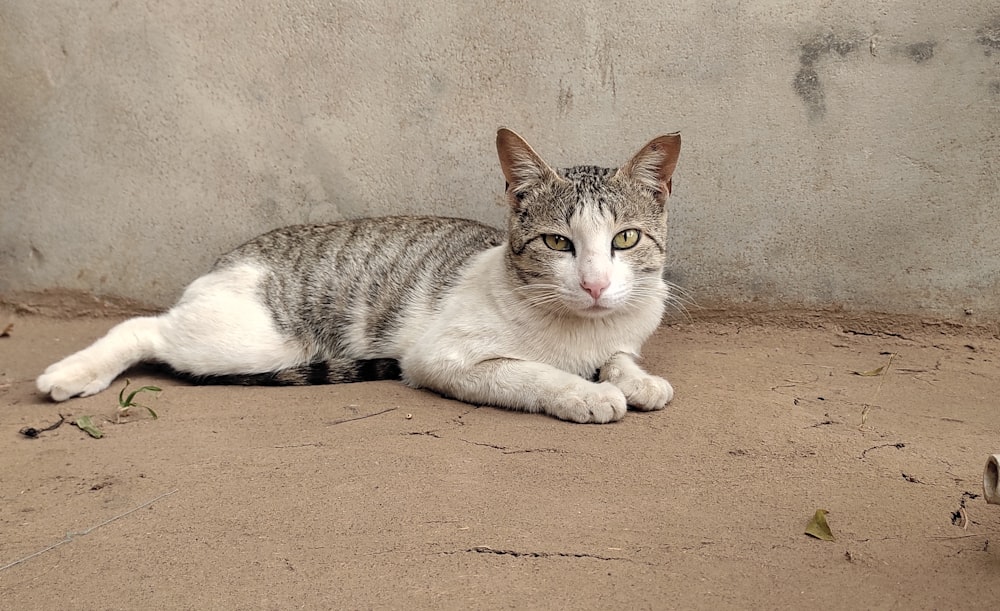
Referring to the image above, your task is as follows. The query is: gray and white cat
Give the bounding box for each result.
[37,128,681,423]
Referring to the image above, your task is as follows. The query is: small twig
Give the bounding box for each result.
[0,489,178,572]
[859,442,905,460]
[328,407,397,426]
[951,491,980,529]
[808,419,837,428]
[19,414,67,438]
[860,352,897,428]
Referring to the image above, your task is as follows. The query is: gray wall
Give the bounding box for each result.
[2,1,999,318]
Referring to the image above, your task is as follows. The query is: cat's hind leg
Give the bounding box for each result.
[37,316,166,401]
[38,262,310,401]
[154,263,311,377]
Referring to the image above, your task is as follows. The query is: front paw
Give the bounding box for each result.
[545,382,627,424]
[610,374,673,411]
[37,357,114,402]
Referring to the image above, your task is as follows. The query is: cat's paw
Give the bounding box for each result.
[611,374,673,411]
[545,382,627,424]
[37,357,115,402]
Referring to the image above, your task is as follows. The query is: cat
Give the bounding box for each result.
[37,128,681,424]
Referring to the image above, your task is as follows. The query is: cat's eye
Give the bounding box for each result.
[543,234,573,252]
[612,229,641,250]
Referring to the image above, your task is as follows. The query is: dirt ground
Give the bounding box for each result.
[2,311,1000,609]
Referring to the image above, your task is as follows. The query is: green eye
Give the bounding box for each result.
[543,234,573,251]
[612,229,641,250]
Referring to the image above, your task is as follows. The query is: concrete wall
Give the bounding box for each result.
[2,1,998,318]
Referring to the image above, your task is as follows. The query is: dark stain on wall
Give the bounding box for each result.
[979,17,1000,97]
[793,33,858,120]
[978,16,1000,53]
[596,38,617,99]
[557,80,574,114]
[905,41,936,63]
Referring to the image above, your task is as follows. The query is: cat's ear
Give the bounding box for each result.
[617,133,681,203]
[496,128,560,207]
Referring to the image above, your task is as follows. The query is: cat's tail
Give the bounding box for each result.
[180,358,402,386]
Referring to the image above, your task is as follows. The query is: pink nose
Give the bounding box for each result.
[580,279,609,300]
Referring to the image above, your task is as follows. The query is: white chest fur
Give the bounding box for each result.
[402,247,665,379]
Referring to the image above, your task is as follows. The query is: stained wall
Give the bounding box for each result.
[2,1,998,317]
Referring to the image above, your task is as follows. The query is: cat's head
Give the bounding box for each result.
[497,128,681,318]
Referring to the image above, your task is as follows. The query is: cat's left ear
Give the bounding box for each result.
[617,133,681,203]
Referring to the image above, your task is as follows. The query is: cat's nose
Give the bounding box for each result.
[580,279,609,300]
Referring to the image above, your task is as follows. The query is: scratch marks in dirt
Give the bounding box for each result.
[401,410,565,454]
[459,440,565,455]
[0,488,178,573]
[405,430,565,455]
[327,406,397,426]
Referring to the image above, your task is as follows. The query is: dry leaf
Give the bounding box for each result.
[805,509,835,541]
[851,366,884,377]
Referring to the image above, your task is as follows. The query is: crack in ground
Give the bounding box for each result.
[463,440,507,451]
[449,407,480,426]
[406,430,443,439]
[463,545,626,561]
[842,328,912,341]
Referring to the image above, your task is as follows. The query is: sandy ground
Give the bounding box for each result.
[2,312,1000,609]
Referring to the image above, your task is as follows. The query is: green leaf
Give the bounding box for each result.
[117,380,162,421]
[123,385,161,407]
[805,509,835,541]
[74,415,104,439]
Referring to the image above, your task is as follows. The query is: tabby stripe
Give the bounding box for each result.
[307,361,331,385]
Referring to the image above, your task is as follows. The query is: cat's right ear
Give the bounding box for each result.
[496,128,559,207]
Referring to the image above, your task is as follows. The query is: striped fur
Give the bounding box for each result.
[182,358,402,386]
[218,216,503,369]
[38,129,682,423]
